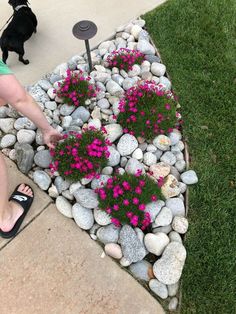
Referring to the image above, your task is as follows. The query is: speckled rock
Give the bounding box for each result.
[72,203,94,230]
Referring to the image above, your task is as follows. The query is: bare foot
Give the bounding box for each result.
[0,184,33,232]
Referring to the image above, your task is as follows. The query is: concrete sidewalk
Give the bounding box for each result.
[0,0,166,312]
[0,0,166,85]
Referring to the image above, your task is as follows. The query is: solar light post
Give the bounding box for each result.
[72,20,97,73]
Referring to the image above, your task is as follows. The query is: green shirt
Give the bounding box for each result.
[0,60,13,75]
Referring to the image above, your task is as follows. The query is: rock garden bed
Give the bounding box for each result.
[0,18,198,312]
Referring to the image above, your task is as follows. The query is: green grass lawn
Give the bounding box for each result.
[144,0,236,313]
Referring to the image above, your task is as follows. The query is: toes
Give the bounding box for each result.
[17,184,33,196]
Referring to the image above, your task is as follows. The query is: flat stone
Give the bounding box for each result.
[144,233,170,256]
[119,225,146,263]
[129,260,154,281]
[149,279,168,299]
[56,195,73,218]
[74,188,98,209]
[153,242,187,285]
[72,203,94,230]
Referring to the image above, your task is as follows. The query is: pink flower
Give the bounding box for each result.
[123,199,129,206]
[111,218,121,227]
[135,186,142,194]
[113,204,119,211]
[138,204,146,211]
[130,215,139,227]
[132,197,139,205]
[151,195,157,201]
[165,103,171,110]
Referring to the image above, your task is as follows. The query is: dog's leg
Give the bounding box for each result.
[2,49,9,64]
[17,46,29,65]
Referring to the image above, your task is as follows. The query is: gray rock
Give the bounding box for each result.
[181,170,198,185]
[107,146,121,167]
[106,80,124,96]
[97,224,120,244]
[91,175,110,190]
[145,200,165,222]
[120,157,128,167]
[169,231,182,243]
[179,182,187,193]
[129,260,153,281]
[17,129,35,144]
[168,297,178,311]
[119,225,146,263]
[175,160,186,173]
[0,118,15,133]
[143,152,157,166]
[0,107,8,118]
[38,79,52,91]
[101,166,113,175]
[125,158,145,175]
[59,104,75,116]
[71,106,90,122]
[54,176,70,194]
[144,233,169,256]
[155,206,173,227]
[137,40,155,55]
[122,77,137,90]
[149,279,168,299]
[172,216,189,234]
[169,130,182,146]
[35,129,44,145]
[153,224,172,234]
[74,188,98,209]
[33,170,51,190]
[97,98,110,109]
[14,117,36,130]
[168,282,179,297]
[104,124,123,143]
[34,150,52,168]
[170,166,181,181]
[0,134,16,148]
[111,74,124,86]
[151,62,166,76]
[56,196,73,218]
[145,55,161,63]
[45,101,57,111]
[48,184,59,198]
[153,242,187,285]
[62,190,74,201]
[72,203,94,230]
[15,143,34,174]
[117,134,138,156]
[138,29,150,41]
[165,197,185,217]
[93,208,111,226]
[160,151,177,166]
[69,181,82,195]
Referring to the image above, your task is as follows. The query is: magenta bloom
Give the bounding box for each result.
[123,199,130,206]
[135,186,142,194]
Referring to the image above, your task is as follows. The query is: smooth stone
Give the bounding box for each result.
[48,184,59,198]
[0,107,8,118]
[107,146,121,166]
[138,29,150,41]
[61,190,74,201]
[129,260,154,281]
[151,62,166,76]
[34,150,52,168]
[128,64,141,77]
[119,225,146,263]
[143,152,157,166]
[168,282,179,297]
[62,116,72,128]
[168,297,178,311]
[153,224,172,234]
[54,176,70,194]
[120,257,132,267]
[45,101,57,110]
[15,143,34,174]
[161,175,181,199]
[166,198,185,217]
[59,104,75,116]
[132,148,143,160]
[149,162,171,179]
[155,206,173,227]
[145,200,165,222]
[17,129,35,144]
[106,80,124,96]
[94,209,111,226]
[72,203,94,230]
[179,182,187,193]
[169,231,183,243]
[144,233,170,256]
[181,170,198,185]
[97,224,120,244]
[111,74,124,86]
[0,134,16,148]
[149,279,168,299]
[169,130,182,146]
[101,166,113,175]
[131,24,142,39]
[175,160,186,173]
[145,55,161,63]
[137,40,155,55]
[117,134,138,156]
[71,106,90,122]
[159,76,171,90]
[56,196,73,218]
[33,170,51,190]
[172,216,189,234]
[160,151,177,166]
[104,124,123,143]
[122,77,137,90]
[146,144,157,152]
[87,118,101,130]
[91,175,110,190]
[69,181,82,195]
[153,135,171,151]
[125,158,145,175]
[74,188,98,209]
[170,166,181,181]
[120,157,128,167]
[104,243,122,259]
[0,118,15,133]
[89,223,100,235]
[14,117,36,130]
[153,242,187,285]
[97,98,110,109]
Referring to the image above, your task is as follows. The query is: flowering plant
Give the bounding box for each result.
[107,48,145,72]
[55,69,97,106]
[117,81,180,140]
[95,171,164,230]
[49,130,110,182]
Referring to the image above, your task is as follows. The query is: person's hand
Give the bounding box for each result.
[41,126,62,149]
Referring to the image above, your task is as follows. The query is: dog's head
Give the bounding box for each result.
[8,0,29,9]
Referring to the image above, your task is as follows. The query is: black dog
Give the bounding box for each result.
[0,0,37,64]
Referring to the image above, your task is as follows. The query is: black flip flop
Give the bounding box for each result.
[0,184,34,239]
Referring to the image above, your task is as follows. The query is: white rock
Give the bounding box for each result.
[17,129,36,144]
[181,170,198,185]
[168,297,178,311]
[0,134,16,148]
[137,40,155,55]
[131,25,142,39]
[94,209,111,226]
[166,198,185,217]
[160,151,177,166]
[125,158,145,175]
[172,216,189,234]
[161,175,181,199]
[72,203,94,230]
[0,118,15,133]
[144,233,170,256]
[69,182,82,195]
[149,162,171,179]
[104,124,123,142]
[107,146,121,166]
[48,184,59,198]
[143,152,157,166]
[117,134,138,156]
[145,200,165,222]
[149,279,168,299]
[155,207,173,227]
[106,80,124,96]
[159,76,171,90]
[169,231,182,243]
[153,135,171,151]
[105,243,122,259]
[168,282,179,297]
[56,196,73,218]
[132,148,143,160]
[151,62,166,76]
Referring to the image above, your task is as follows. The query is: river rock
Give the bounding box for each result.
[145,200,165,222]
[104,124,123,142]
[72,203,94,230]
[97,224,120,244]
[155,206,173,227]
[149,279,168,299]
[125,158,145,175]
[17,129,36,144]
[107,146,120,166]
[144,233,170,256]
[129,260,154,281]
[15,143,34,174]
[117,134,138,156]
[153,135,171,151]
[94,208,111,226]
[74,188,98,209]
[33,170,51,190]
[34,150,52,168]
[56,196,73,218]
[165,197,185,217]
[172,216,189,234]
[0,134,16,148]
[149,162,171,179]
[104,243,122,259]
[161,175,181,198]
[180,170,198,185]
